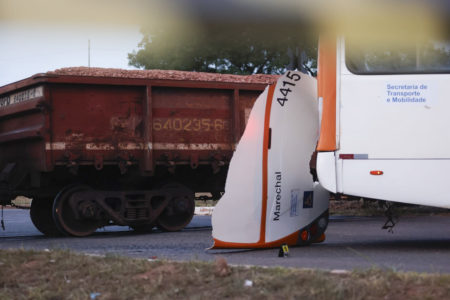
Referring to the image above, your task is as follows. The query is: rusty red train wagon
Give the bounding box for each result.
[0,67,276,236]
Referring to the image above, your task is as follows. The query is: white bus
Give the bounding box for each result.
[316,35,450,209]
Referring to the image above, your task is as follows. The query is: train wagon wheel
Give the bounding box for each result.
[52,184,100,237]
[30,197,62,237]
[157,184,195,232]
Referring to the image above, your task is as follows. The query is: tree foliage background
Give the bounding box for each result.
[128,24,318,75]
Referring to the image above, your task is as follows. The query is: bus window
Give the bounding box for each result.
[345,37,450,74]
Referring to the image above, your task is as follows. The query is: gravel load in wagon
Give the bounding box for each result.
[0,67,277,237]
[46,67,278,84]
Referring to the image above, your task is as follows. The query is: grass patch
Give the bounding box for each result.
[1,249,449,299]
[330,198,450,217]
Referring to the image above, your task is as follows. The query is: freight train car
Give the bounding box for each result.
[0,67,277,236]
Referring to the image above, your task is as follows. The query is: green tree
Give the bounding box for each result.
[128,25,317,75]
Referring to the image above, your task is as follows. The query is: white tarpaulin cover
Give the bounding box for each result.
[212,71,329,249]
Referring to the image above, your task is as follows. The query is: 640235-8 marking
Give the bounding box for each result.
[153,118,230,132]
[277,71,301,107]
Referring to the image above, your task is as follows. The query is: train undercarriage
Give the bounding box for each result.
[1,164,226,237]
[30,183,195,237]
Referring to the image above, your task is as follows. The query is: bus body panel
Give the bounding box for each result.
[339,72,450,159]
[316,151,337,193]
[342,159,450,208]
[318,38,450,208]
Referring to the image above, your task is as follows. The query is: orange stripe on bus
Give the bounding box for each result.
[259,84,276,244]
[317,36,337,151]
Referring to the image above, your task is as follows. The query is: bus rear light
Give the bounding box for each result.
[370,170,383,175]
[339,154,369,159]
[300,230,309,241]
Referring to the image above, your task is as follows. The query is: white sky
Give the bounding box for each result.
[0,20,142,86]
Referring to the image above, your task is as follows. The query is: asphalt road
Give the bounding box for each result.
[1,209,449,273]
